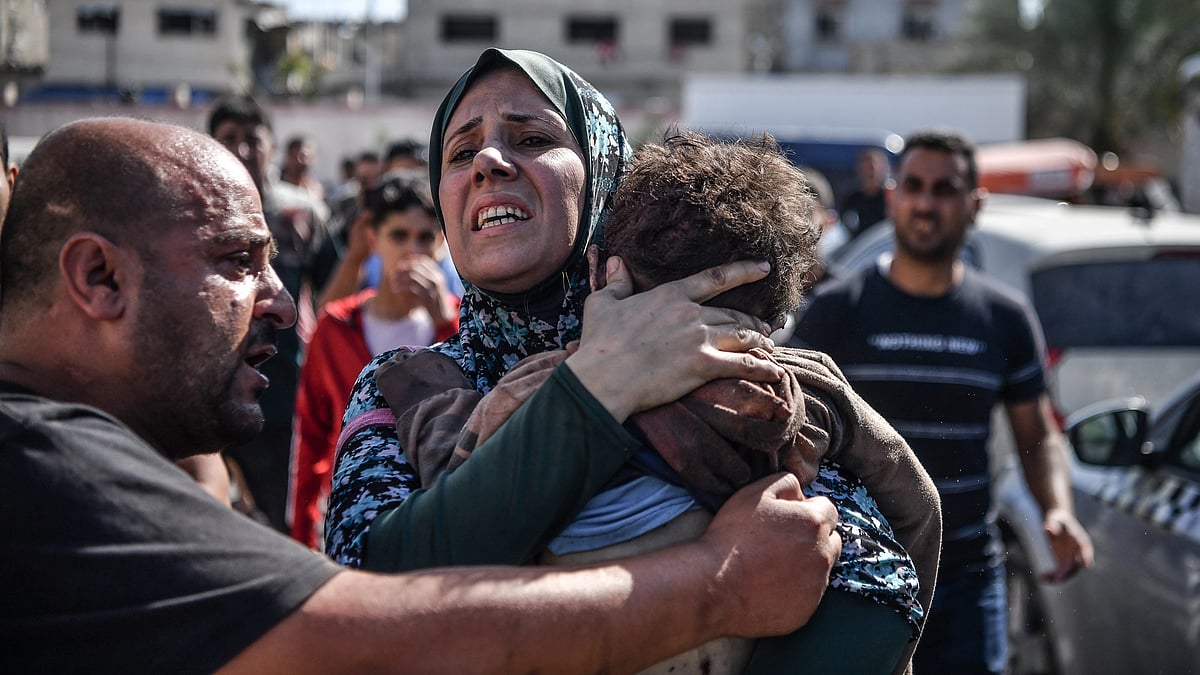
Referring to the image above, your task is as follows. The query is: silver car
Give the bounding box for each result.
[998,376,1200,674]
[821,195,1200,673]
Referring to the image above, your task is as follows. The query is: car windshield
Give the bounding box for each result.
[1031,255,1200,348]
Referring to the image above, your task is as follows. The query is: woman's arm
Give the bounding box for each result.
[324,357,637,571]
[326,259,795,571]
[364,365,639,571]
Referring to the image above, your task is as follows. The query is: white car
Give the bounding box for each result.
[820,195,1200,674]
[997,376,1200,674]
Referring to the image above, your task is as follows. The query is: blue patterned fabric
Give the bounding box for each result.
[808,463,924,632]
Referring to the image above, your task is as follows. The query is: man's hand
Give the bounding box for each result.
[1039,507,1093,583]
[566,256,784,422]
[701,473,841,638]
[226,475,841,675]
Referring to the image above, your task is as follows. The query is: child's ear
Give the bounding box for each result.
[587,244,608,292]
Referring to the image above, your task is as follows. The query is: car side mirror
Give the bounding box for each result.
[1067,407,1149,466]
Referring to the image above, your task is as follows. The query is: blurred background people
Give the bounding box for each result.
[280,134,327,204]
[839,147,891,240]
[383,138,428,173]
[289,172,459,548]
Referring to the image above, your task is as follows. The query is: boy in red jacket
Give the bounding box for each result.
[288,173,460,548]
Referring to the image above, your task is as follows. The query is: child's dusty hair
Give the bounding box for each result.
[604,129,822,328]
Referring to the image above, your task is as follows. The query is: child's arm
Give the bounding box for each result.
[393,348,573,488]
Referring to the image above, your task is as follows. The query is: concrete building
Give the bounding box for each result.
[1,0,48,70]
[402,0,748,107]
[40,0,267,102]
[0,0,48,106]
[287,18,404,103]
[769,0,971,73]
[400,0,972,109]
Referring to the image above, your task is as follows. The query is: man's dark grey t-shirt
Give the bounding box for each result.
[0,384,340,674]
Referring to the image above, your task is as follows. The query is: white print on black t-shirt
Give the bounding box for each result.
[868,333,986,355]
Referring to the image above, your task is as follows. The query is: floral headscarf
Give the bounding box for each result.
[427,48,628,394]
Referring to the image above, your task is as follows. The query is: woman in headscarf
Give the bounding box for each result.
[324,49,788,572]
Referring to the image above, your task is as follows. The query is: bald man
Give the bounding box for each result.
[0,117,841,673]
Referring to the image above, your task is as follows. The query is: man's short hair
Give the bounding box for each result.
[362,172,436,228]
[604,129,821,328]
[1,122,8,168]
[900,130,978,189]
[385,138,428,166]
[285,135,310,154]
[207,94,271,136]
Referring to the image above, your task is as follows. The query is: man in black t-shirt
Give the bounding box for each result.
[0,117,842,674]
[794,130,1094,675]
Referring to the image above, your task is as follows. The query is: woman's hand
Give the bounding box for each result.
[566,256,785,422]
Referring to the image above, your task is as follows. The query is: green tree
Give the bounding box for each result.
[276,49,327,100]
[958,0,1200,155]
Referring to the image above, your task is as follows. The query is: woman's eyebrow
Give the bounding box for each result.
[504,111,567,130]
[503,111,540,124]
[445,111,566,148]
[446,116,483,142]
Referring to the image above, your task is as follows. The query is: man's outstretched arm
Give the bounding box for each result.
[221,473,841,675]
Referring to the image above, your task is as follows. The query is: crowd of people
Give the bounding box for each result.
[1,46,1092,675]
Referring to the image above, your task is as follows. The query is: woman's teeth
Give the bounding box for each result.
[477,205,529,230]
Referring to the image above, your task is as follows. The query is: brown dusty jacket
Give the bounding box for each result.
[378,345,942,675]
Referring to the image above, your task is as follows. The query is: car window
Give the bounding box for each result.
[1031,257,1200,349]
[1179,428,1200,474]
[1169,392,1200,476]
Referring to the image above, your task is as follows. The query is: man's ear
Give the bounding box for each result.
[58,233,133,320]
[968,186,988,225]
[5,164,16,191]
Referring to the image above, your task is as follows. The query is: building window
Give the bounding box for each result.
[669,18,712,48]
[158,8,217,36]
[566,17,618,44]
[814,3,842,43]
[901,2,937,41]
[77,4,119,35]
[441,15,497,42]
